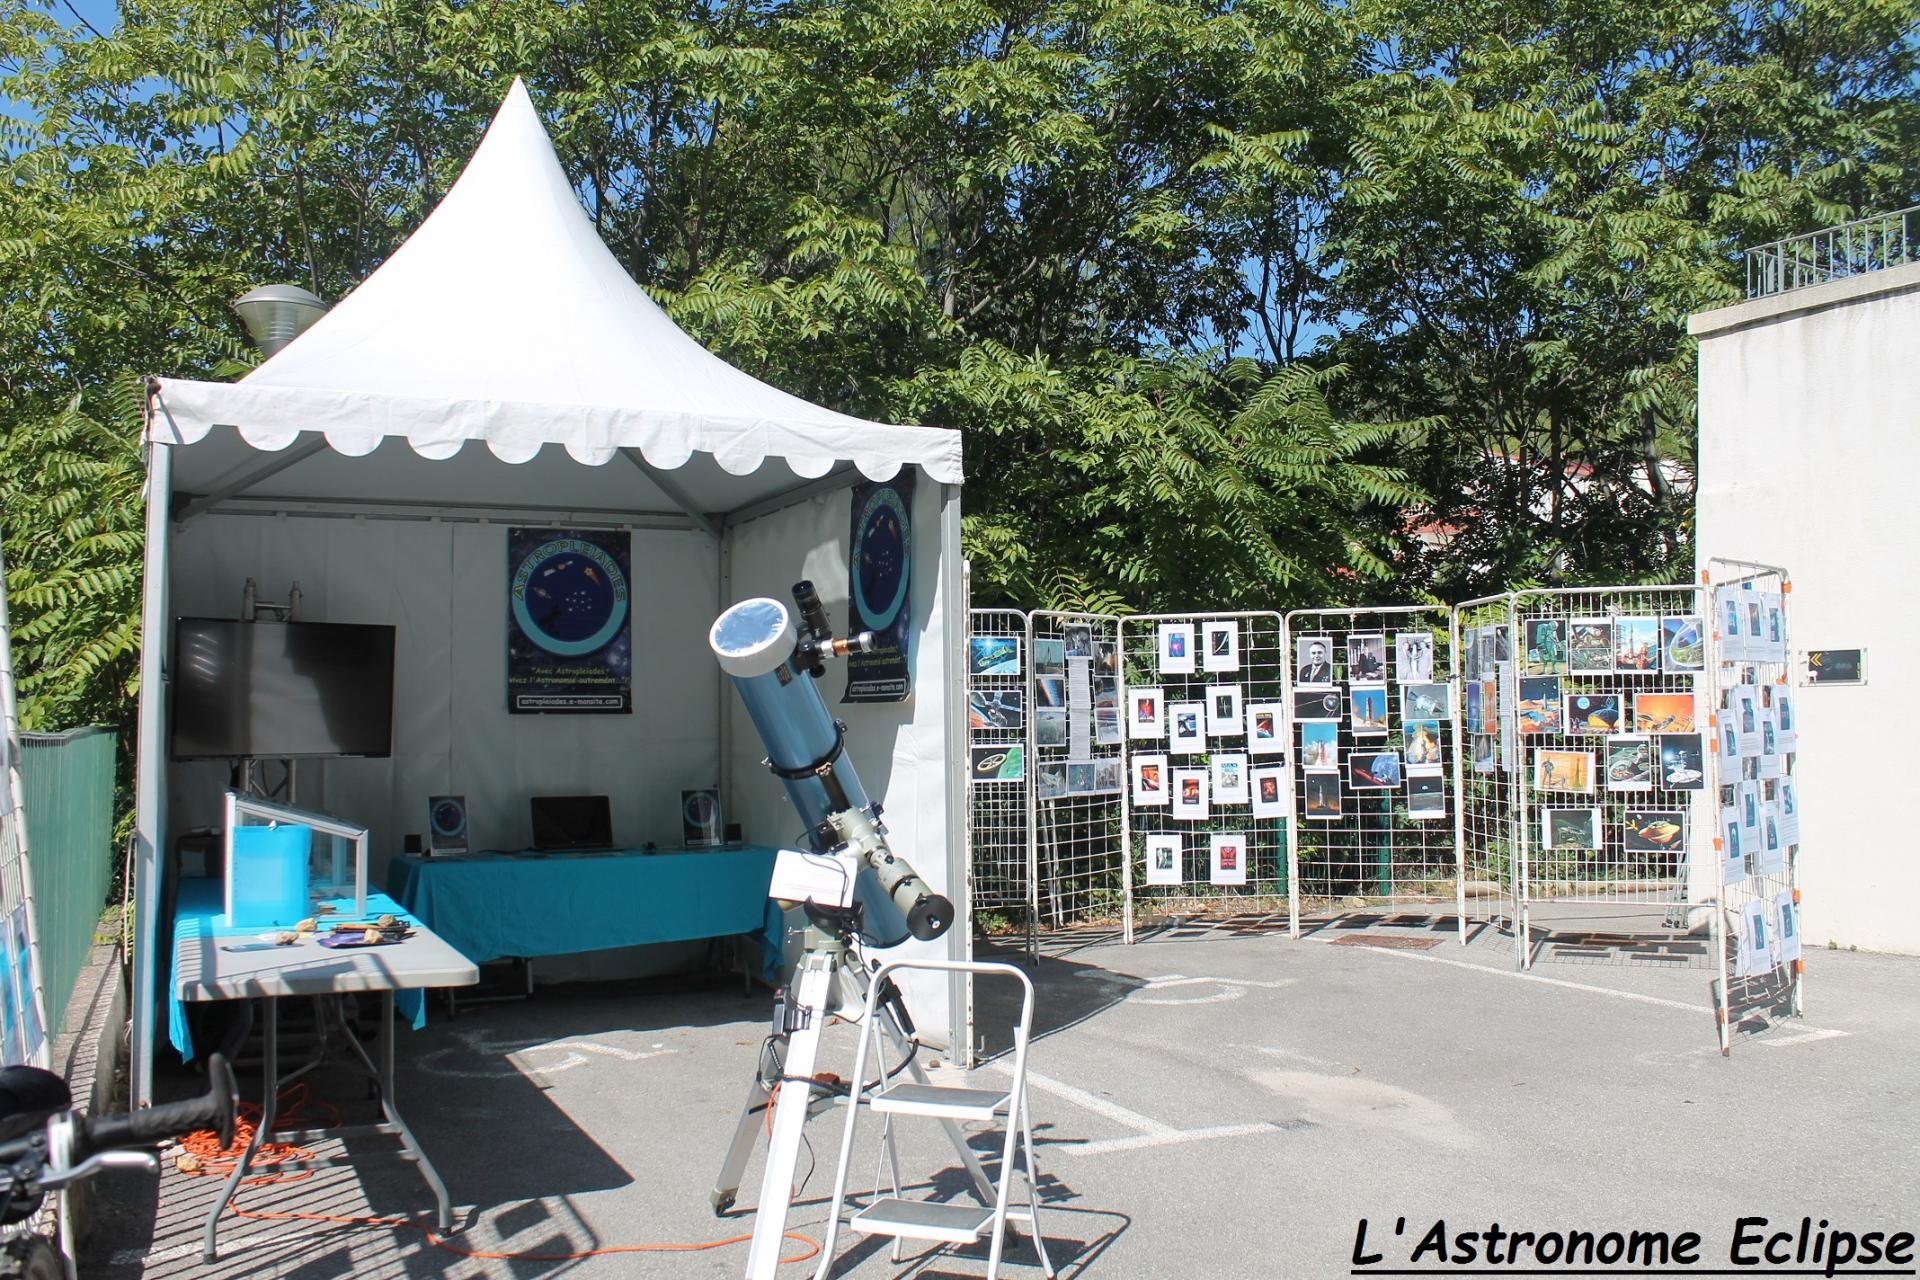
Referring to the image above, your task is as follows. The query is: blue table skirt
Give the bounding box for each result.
[386,847,785,984]
[169,880,427,1063]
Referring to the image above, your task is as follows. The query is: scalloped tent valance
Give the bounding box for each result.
[146,78,962,494]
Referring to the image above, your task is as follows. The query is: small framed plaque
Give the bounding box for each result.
[682,789,723,847]
[1803,649,1866,685]
[427,795,468,855]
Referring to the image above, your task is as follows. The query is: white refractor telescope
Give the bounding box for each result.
[708,581,952,944]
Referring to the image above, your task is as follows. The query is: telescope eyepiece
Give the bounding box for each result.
[792,580,831,642]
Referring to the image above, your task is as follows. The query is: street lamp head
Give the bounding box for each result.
[233,284,328,357]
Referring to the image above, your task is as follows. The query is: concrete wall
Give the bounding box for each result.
[1692,261,1920,954]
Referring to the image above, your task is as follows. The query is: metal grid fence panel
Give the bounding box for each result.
[1027,611,1125,930]
[1704,560,1803,1049]
[1118,613,1290,939]
[1505,586,1709,916]
[1454,594,1519,931]
[1284,606,1460,910]
[965,609,1032,919]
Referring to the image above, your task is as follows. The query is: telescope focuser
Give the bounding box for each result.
[789,581,875,679]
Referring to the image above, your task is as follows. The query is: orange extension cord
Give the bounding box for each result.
[174,1084,821,1265]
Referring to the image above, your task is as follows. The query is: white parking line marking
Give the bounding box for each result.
[990,1062,1278,1155]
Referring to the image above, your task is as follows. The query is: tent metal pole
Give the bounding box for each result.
[175,438,330,523]
[619,449,720,540]
[200,494,701,529]
[718,528,734,829]
[131,442,174,1108]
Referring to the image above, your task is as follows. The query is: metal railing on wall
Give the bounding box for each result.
[1745,206,1917,299]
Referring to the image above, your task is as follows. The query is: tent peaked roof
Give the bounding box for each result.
[149,79,961,486]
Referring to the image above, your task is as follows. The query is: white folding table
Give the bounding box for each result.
[172,916,479,1261]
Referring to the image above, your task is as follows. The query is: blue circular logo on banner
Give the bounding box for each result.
[852,487,910,630]
[511,538,629,657]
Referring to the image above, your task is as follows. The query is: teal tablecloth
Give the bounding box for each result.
[168,880,427,1062]
[386,847,785,983]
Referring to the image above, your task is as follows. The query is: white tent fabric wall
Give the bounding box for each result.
[163,516,724,867]
[724,480,968,1058]
[129,78,968,1102]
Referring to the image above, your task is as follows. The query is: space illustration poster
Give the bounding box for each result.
[843,473,915,704]
[507,528,633,713]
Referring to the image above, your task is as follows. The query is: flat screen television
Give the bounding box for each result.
[170,618,397,760]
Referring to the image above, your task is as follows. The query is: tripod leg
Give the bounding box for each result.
[745,954,836,1280]
[711,1063,775,1215]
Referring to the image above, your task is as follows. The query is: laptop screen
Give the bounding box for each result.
[530,795,613,851]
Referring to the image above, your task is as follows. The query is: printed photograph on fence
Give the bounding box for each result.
[1095,708,1122,746]
[1480,677,1500,731]
[1541,807,1601,850]
[1159,622,1196,675]
[1168,701,1207,754]
[1347,633,1387,683]
[1130,687,1165,739]
[1295,635,1335,687]
[1299,721,1338,769]
[1407,765,1446,818]
[1517,676,1563,735]
[1350,685,1390,736]
[1605,736,1655,791]
[1657,733,1705,789]
[1614,616,1660,671]
[970,743,1026,784]
[1035,707,1067,747]
[1395,631,1435,684]
[1462,628,1482,681]
[1566,692,1622,734]
[1721,806,1745,879]
[1567,620,1615,674]
[1349,748,1402,791]
[1036,675,1066,708]
[1739,781,1762,849]
[968,636,1022,678]
[1622,809,1687,854]
[1145,833,1183,887]
[1737,900,1773,977]
[969,689,1024,733]
[1523,619,1566,676]
[1404,719,1442,765]
[1064,623,1094,659]
[1634,691,1697,733]
[1132,754,1169,806]
[1095,640,1120,677]
[1465,679,1484,735]
[1732,685,1762,756]
[1093,757,1125,795]
[1773,686,1797,752]
[1294,689,1342,723]
[1066,762,1096,795]
[1661,616,1705,672]
[1778,777,1801,844]
[1033,637,1065,674]
[1304,770,1342,820]
[1211,753,1250,805]
[1756,803,1786,877]
[1247,702,1284,756]
[1775,890,1801,963]
[1758,717,1781,777]
[1532,748,1594,793]
[1203,620,1240,672]
[1472,734,1497,774]
[1252,766,1286,818]
[1717,719,1740,772]
[1402,682,1449,721]
[1763,593,1787,660]
[1092,674,1119,709]
[1172,767,1211,821]
[1484,624,1512,663]
[1037,762,1067,800]
[1205,684,1244,737]
[1209,832,1248,886]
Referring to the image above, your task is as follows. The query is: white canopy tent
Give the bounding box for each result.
[133,81,970,1106]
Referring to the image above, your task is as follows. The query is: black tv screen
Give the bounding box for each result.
[170,618,397,760]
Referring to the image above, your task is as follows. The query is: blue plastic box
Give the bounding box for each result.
[227,823,312,927]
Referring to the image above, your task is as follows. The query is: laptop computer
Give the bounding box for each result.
[529,795,614,852]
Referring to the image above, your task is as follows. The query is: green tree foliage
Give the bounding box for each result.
[1,0,1914,734]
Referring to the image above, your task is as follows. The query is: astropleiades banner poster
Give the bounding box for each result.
[507,528,632,713]
[843,473,915,704]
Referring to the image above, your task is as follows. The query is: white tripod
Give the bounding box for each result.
[710,919,994,1280]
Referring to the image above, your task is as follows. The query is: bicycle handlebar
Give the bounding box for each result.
[78,1054,237,1159]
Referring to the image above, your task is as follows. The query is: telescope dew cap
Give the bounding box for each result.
[906,892,955,942]
[710,598,797,679]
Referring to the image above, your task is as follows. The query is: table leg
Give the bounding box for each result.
[203,997,278,1262]
[339,992,454,1233]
